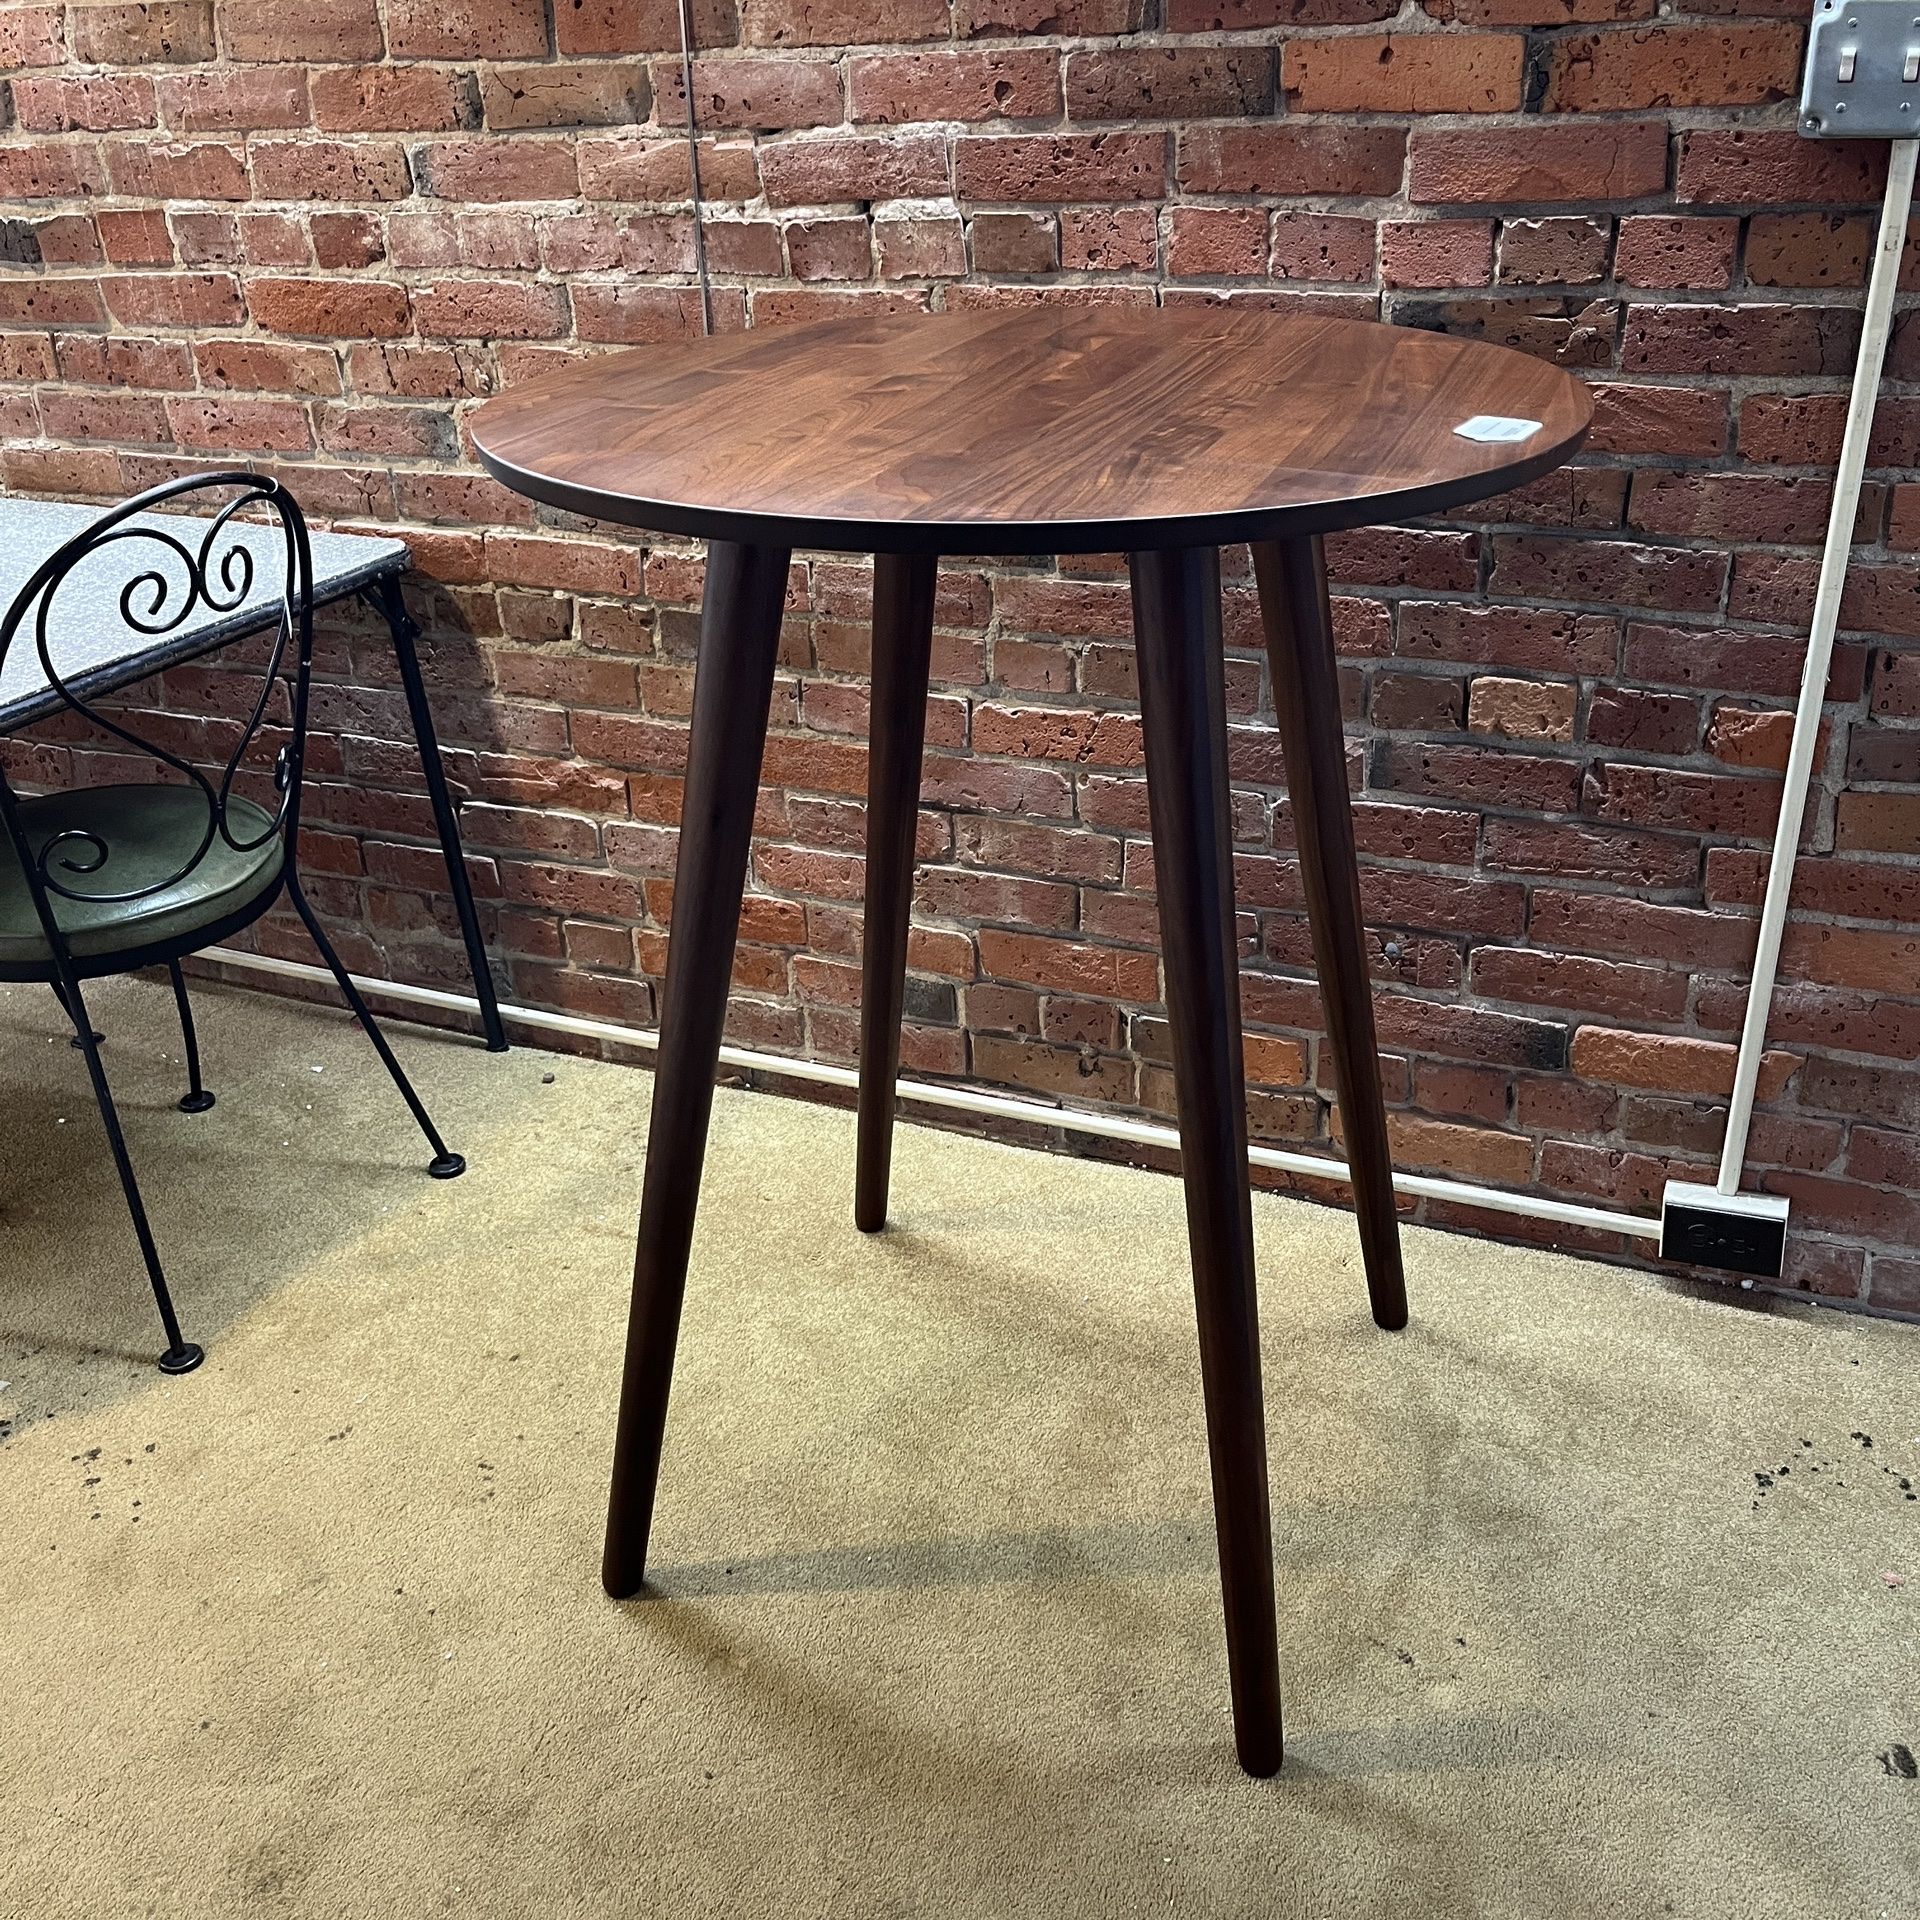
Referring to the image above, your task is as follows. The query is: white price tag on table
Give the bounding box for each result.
[1452,415,1542,443]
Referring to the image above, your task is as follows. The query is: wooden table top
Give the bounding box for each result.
[470,307,1591,556]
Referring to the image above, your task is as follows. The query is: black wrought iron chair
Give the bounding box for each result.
[0,471,463,1374]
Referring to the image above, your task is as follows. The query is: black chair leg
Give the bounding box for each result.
[366,575,509,1054]
[288,878,465,1180]
[58,970,204,1375]
[168,961,215,1114]
[49,974,104,1048]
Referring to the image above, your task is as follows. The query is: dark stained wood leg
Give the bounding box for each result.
[1252,536,1409,1334]
[1128,545,1283,1780]
[856,551,939,1233]
[603,540,792,1600]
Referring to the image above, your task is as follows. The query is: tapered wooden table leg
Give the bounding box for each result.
[856,551,939,1233]
[603,540,791,1599]
[1253,537,1409,1333]
[1129,545,1283,1780]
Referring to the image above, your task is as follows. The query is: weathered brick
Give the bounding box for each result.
[59,333,193,390]
[482,64,650,129]
[744,0,950,46]
[1537,24,1803,112]
[874,214,965,280]
[1167,207,1266,280]
[103,137,248,200]
[1588,382,1728,457]
[957,0,1144,32]
[978,929,1160,1001]
[1474,949,1686,1021]
[195,339,343,394]
[1585,687,1697,756]
[955,133,1167,205]
[1488,535,1729,613]
[761,130,949,206]
[165,394,314,453]
[1834,792,1920,855]
[1613,215,1737,289]
[100,271,244,328]
[1582,762,1780,838]
[223,0,384,62]
[782,216,871,281]
[1496,215,1611,286]
[24,213,103,266]
[1059,207,1156,272]
[1270,213,1375,283]
[1636,469,1853,547]
[578,134,760,201]
[157,67,312,133]
[418,139,580,202]
[386,0,547,59]
[1286,32,1525,113]
[1178,123,1406,197]
[310,66,473,133]
[1622,622,1863,701]
[12,74,156,134]
[1571,1027,1797,1101]
[1675,129,1883,207]
[247,276,410,337]
[1410,120,1667,203]
[969,211,1055,273]
[1751,211,1875,289]
[655,56,840,130]
[1066,47,1272,119]
[573,282,715,341]
[414,278,569,338]
[1467,676,1577,740]
[252,139,413,203]
[1382,220,1493,290]
[72,3,213,63]
[854,49,1061,127]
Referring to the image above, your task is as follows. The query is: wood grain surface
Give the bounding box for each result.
[471,307,1591,555]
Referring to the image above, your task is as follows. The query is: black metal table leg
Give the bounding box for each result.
[366,573,508,1052]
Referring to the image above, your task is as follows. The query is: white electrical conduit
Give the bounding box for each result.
[204,943,1665,1243]
[1718,138,1919,1196]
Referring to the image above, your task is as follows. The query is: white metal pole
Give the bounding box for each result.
[202,943,1666,1242]
[1717,137,1918,1196]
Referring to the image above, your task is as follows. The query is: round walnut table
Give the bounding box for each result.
[471,306,1591,1778]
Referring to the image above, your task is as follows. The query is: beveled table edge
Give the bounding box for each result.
[472,407,1594,558]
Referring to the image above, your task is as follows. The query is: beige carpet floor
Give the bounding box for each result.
[0,974,1915,1919]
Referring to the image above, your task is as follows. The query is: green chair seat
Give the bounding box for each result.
[0,784,284,970]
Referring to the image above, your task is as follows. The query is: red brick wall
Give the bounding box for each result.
[4,2,1918,1311]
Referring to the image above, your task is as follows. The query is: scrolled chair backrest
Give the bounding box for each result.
[0,470,316,929]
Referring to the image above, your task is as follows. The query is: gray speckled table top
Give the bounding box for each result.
[0,497,408,732]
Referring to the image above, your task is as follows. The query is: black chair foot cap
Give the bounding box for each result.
[178,1090,216,1114]
[158,1342,205,1375]
[484,1039,510,1054]
[429,1152,466,1180]
[69,1032,105,1049]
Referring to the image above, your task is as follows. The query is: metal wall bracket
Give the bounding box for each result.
[1802,0,1920,139]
